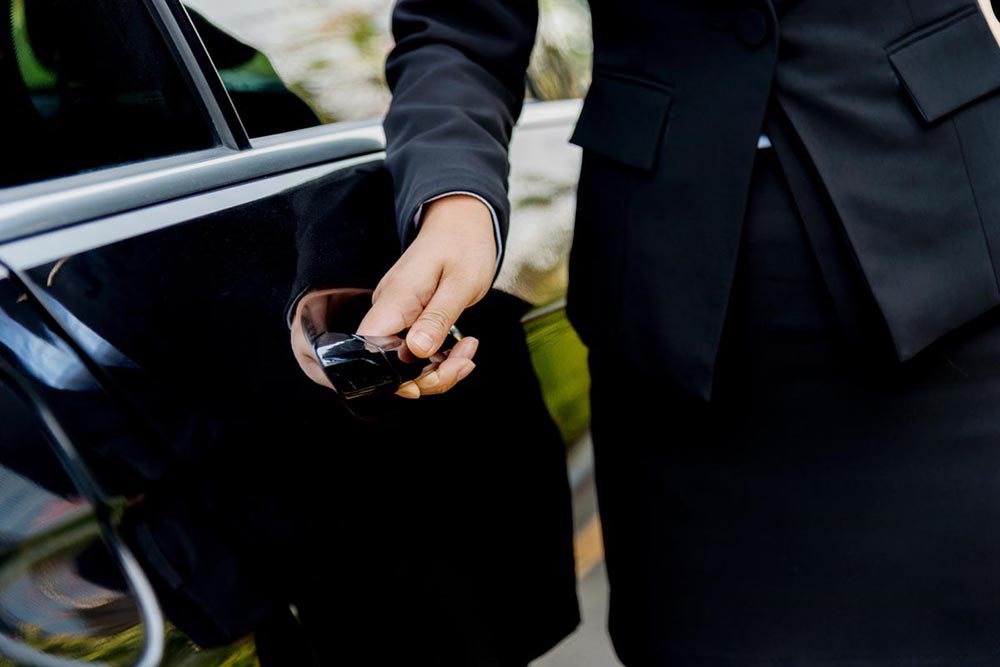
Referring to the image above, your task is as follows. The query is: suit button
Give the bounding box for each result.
[736,8,769,47]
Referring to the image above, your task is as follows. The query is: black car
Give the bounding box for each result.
[0,0,589,664]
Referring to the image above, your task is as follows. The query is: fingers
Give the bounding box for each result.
[406,275,477,358]
[355,193,496,397]
[395,358,476,399]
[357,261,437,338]
[396,337,479,399]
[359,260,477,358]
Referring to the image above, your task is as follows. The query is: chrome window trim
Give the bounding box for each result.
[145,0,246,150]
[521,298,569,324]
[0,100,582,247]
[0,153,385,270]
[518,99,583,129]
[0,124,385,245]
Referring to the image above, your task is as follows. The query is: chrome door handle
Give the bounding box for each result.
[310,327,461,400]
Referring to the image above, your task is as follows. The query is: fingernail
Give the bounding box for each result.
[397,382,420,399]
[456,361,476,382]
[466,338,480,357]
[411,330,434,354]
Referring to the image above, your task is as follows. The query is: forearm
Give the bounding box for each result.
[383,0,539,250]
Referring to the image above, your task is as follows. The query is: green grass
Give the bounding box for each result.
[0,498,259,666]
[524,306,591,444]
[0,625,259,667]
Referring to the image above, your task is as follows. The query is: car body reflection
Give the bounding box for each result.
[0,0,585,663]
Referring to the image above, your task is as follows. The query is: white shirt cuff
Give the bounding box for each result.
[413,191,503,275]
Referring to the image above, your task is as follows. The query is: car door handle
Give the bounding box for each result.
[298,289,460,400]
[310,328,460,400]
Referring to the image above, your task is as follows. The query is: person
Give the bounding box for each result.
[292,0,1000,664]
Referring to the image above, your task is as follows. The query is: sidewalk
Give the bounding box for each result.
[533,437,622,667]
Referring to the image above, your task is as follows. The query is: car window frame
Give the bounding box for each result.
[2,0,232,191]
[0,0,387,247]
[148,0,249,151]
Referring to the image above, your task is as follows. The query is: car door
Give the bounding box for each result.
[0,0,581,664]
[0,269,168,667]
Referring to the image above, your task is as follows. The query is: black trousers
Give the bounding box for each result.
[591,148,1000,666]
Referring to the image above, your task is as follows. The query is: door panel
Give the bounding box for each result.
[1,152,579,662]
[2,158,389,651]
[0,273,162,667]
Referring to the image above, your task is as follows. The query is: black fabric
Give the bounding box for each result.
[285,162,399,324]
[762,102,892,359]
[590,149,1000,665]
[773,0,1000,365]
[383,0,1000,400]
[887,5,1000,123]
[382,0,539,260]
[569,69,674,171]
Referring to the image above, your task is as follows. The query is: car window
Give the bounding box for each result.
[184,6,322,137]
[184,0,592,130]
[1,0,217,189]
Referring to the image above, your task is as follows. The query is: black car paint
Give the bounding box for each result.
[0,0,582,663]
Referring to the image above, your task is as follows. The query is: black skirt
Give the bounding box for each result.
[590,148,1000,666]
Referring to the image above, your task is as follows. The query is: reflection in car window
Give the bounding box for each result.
[185,7,322,137]
[184,0,592,127]
[0,0,216,189]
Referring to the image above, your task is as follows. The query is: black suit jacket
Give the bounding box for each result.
[384,0,1000,399]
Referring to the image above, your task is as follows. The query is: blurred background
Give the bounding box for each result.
[184,0,593,122]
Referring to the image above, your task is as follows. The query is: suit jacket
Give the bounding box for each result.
[384,0,1000,400]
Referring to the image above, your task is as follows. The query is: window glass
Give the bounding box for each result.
[185,6,322,137]
[1,0,217,188]
[184,0,593,130]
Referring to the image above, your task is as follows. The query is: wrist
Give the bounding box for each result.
[415,195,496,288]
[422,194,494,231]
[413,191,504,282]
[420,195,498,260]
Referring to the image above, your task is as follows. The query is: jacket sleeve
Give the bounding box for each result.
[383,0,539,265]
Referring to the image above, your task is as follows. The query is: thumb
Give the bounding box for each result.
[406,276,470,357]
[357,292,411,337]
[357,270,431,338]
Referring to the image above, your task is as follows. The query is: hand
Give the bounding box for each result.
[360,194,495,398]
[290,195,495,397]
[290,287,371,391]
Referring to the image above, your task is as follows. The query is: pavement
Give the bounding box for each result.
[535,564,621,667]
[532,438,623,667]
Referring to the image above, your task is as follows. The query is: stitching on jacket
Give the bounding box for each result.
[949,115,1000,301]
[887,4,977,53]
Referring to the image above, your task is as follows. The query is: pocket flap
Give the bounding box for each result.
[569,69,674,170]
[887,5,1000,123]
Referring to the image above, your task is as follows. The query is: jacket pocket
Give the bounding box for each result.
[887,4,1000,123]
[569,68,675,170]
